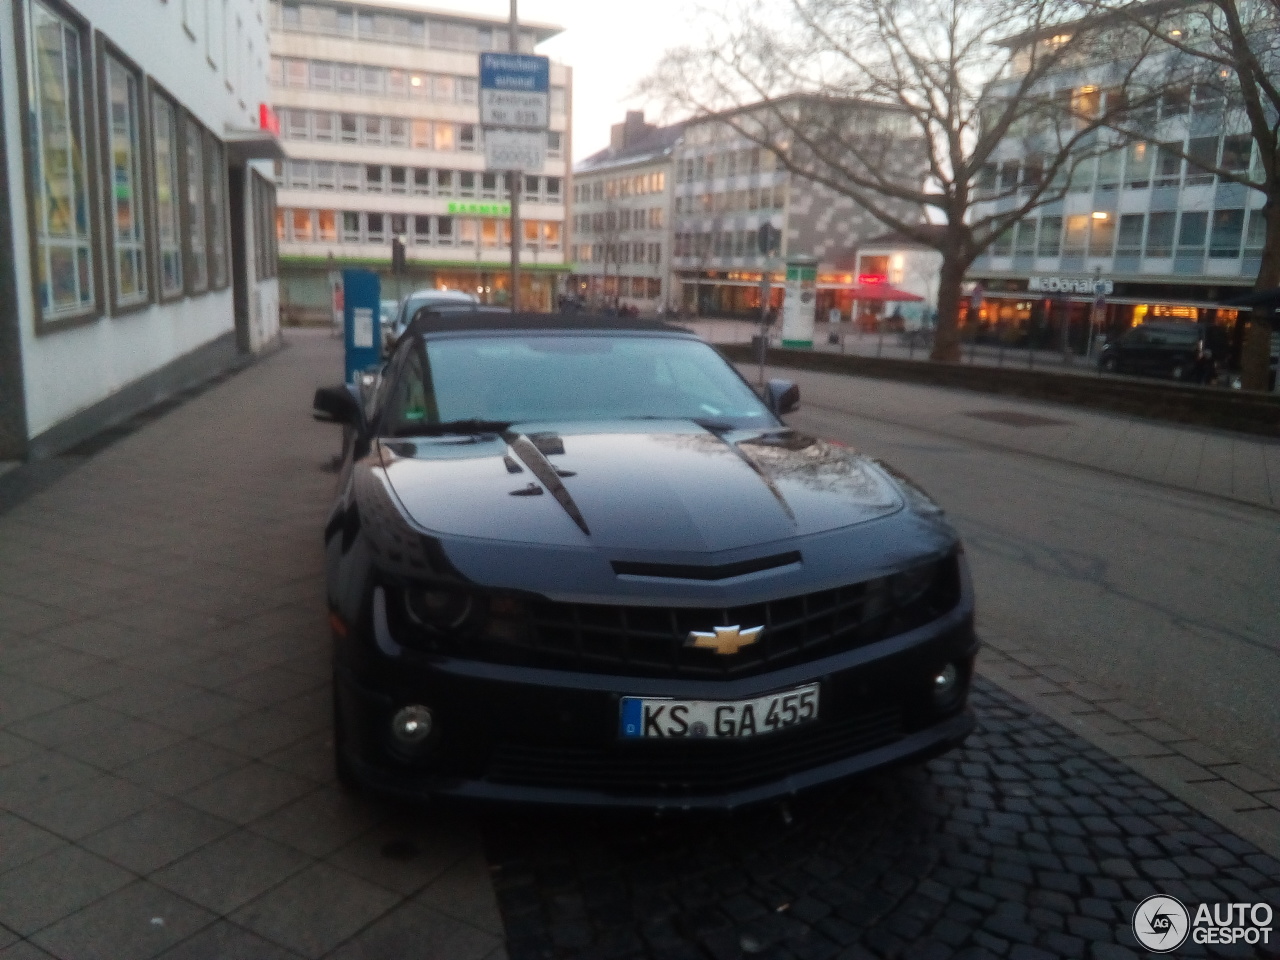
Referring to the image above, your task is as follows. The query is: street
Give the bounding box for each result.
[0,330,1277,959]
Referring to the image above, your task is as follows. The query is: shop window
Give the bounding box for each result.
[1145,211,1175,257]
[1209,209,1244,258]
[1116,214,1145,255]
[184,116,208,292]
[103,51,148,309]
[206,134,228,288]
[1177,211,1207,256]
[152,92,183,298]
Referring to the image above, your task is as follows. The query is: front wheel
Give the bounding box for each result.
[1100,356,1118,373]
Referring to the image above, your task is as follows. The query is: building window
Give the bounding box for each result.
[24,0,98,324]
[339,113,358,143]
[317,209,337,242]
[312,111,334,143]
[1176,211,1207,256]
[290,208,311,242]
[411,119,431,149]
[103,51,148,309]
[548,131,562,158]
[1145,211,1175,257]
[1244,210,1266,257]
[413,214,431,244]
[152,91,183,297]
[1154,143,1182,188]
[362,115,384,145]
[387,69,407,97]
[1221,135,1252,174]
[1209,209,1244,258]
[387,117,408,147]
[284,57,307,87]
[286,160,311,190]
[435,123,455,151]
[459,125,476,151]
[341,211,360,243]
[458,77,478,104]
[1116,214,1145,256]
[310,60,333,90]
[314,161,335,190]
[435,169,454,196]
[183,115,208,292]
[1186,137,1218,185]
[388,166,407,193]
[1013,219,1036,257]
[285,108,308,140]
[1126,141,1152,189]
[409,72,429,98]
[365,164,384,192]
[251,172,277,279]
[458,171,474,197]
[433,74,454,101]
[360,65,384,94]
[366,212,385,243]
[1062,214,1088,256]
[206,134,228,288]
[336,63,358,92]
[338,162,360,191]
[1088,213,1114,258]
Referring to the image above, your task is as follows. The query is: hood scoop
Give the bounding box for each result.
[504,431,591,536]
[612,550,802,581]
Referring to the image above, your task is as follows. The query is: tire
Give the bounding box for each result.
[1100,356,1117,373]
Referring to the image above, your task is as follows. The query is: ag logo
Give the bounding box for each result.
[1133,895,1190,952]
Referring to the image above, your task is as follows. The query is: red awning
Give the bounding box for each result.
[847,283,923,302]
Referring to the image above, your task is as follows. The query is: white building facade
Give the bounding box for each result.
[0,0,282,460]
[268,0,570,313]
[968,19,1266,360]
[568,111,678,312]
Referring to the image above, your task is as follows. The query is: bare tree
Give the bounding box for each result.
[1083,0,1280,389]
[642,0,1159,361]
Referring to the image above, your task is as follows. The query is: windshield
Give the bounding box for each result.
[383,334,776,434]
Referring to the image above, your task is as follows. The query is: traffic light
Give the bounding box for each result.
[391,237,406,275]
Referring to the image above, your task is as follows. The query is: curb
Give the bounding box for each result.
[977,641,1280,862]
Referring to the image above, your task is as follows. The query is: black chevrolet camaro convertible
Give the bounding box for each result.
[314,313,977,809]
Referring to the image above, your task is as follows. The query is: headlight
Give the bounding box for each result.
[889,563,937,605]
[404,585,476,633]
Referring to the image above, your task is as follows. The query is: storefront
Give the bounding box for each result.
[969,274,1252,363]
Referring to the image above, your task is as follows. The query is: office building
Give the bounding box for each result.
[268,0,571,314]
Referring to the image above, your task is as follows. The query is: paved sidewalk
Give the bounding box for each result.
[0,331,503,960]
[747,362,1280,511]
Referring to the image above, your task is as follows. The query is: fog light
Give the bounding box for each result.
[933,663,959,700]
[391,705,434,744]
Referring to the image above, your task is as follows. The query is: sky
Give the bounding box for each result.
[401,0,702,162]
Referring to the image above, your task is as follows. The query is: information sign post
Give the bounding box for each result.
[479,4,550,312]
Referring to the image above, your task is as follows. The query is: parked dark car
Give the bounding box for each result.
[1098,321,1226,382]
[314,313,976,810]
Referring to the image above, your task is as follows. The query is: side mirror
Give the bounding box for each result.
[765,378,800,415]
[313,385,362,426]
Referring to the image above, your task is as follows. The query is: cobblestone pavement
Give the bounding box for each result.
[484,680,1280,960]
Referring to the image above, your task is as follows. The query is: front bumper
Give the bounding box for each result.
[334,606,978,811]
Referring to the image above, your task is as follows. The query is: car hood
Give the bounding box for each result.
[378,422,903,552]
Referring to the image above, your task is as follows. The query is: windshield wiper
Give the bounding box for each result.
[395,419,512,437]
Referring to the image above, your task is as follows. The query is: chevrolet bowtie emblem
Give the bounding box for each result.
[686,624,764,656]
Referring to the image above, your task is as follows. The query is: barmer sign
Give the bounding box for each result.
[1029,275,1114,295]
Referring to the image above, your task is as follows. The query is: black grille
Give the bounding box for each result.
[463,553,960,678]
[485,705,903,795]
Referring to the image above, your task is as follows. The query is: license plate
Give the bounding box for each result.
[619,683,819,739]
